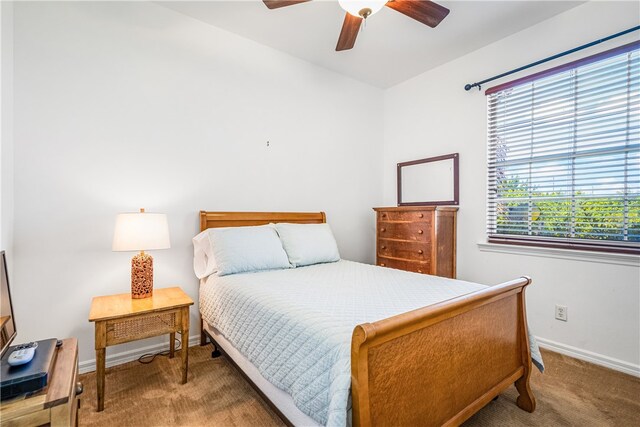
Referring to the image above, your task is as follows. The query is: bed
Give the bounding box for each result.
[197,211,538,427]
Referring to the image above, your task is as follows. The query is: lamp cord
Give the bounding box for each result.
[137,332,182,364]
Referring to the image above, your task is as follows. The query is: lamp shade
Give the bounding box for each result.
[112,212,171,252]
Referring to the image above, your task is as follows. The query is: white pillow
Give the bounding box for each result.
[274,223,341,267]
[192,225,291,277]
[193,229,217,279]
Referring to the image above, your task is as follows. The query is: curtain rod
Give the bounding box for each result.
[464,25,640,92]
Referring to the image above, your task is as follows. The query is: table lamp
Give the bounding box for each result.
[112,208,170,299]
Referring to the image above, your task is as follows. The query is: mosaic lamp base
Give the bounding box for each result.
[131,251,153,299]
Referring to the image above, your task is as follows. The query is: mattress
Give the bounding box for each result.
[200,260,505,426]
[203,323,322,427]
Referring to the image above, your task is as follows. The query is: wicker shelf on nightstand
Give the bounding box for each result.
[88,287,193,412]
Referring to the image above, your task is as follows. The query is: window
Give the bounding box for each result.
[486,42,639,254]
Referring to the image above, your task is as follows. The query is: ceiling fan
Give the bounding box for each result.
[262,0,450,51]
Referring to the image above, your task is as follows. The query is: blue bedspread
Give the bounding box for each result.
[200,260,543,426]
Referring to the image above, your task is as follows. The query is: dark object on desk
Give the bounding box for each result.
[0,338,57,400]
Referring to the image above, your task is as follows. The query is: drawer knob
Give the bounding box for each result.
[380,263,385,267]
[381,245,386,250]
[418,213,424,218]
[418,229,423,234]
[418,249,423,254]
[382,213,387,218]
[381,228,386,232]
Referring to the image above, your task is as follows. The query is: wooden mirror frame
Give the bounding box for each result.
[397,153,459,206]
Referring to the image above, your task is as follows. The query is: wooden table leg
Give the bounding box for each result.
[95,321,107,412]
[169,332,175,359]
[96,348,105,411]
[181,307,189,384]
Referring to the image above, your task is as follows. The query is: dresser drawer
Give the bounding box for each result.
[378,210,433,222]
[378,240,430,262]
[378,221,432,242]
[377,257,431,274]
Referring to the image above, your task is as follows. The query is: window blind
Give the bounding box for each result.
[487,42,640,253]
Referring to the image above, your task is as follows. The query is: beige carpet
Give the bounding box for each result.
[78,346,640,426]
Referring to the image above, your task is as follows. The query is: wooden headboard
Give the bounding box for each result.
[199,211,326,232]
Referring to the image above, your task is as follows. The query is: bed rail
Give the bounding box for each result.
[351,276,535,427]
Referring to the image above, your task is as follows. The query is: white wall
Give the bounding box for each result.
[383,1,640,374]
[11,1,383,367]
[1,1,14,256]
[9,0,640,375]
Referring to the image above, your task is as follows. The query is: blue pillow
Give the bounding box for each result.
[195,225,291,277]
[274,223,341,267]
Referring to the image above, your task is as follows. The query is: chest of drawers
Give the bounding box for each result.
[373,206,457,278]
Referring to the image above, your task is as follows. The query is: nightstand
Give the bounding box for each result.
[0,338,81,427]
[88,287,193,412]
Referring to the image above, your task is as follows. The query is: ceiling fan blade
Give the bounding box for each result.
[336,13,363,51]
[262,0,311,10]
[385,0,450,28]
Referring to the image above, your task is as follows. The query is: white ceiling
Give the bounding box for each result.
[158,0,584,88]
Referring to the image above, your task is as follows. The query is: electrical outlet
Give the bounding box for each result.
[555,305,568,321]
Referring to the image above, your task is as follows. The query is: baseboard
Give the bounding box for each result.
[78,334,202,374]
[536,336,640,378]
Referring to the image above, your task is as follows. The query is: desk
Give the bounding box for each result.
[0,338,80,427]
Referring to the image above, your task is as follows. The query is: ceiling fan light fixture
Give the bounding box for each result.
[338,0,388,18]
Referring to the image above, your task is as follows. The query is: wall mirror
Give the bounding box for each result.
[397,153,459,206]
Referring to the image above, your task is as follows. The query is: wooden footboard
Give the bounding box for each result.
[351,277,535,427]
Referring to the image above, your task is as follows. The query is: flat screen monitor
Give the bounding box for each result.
[0,251,16,357]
